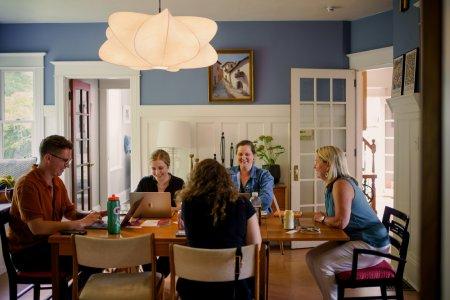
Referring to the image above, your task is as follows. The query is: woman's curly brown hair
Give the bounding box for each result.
[177,158,238,225]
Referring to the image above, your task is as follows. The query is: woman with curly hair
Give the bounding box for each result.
[176,158,261,300]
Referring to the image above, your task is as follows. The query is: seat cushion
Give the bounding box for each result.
[79,271,162,300]
[336,260,396,281]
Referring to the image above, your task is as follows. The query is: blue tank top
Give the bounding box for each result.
[325,177,389,248]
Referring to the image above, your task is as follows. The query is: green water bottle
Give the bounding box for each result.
[107,194,121,234]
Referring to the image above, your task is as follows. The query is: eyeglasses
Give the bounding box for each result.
[49,153,72,166]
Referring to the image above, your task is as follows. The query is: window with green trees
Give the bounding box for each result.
[1,71,34,158]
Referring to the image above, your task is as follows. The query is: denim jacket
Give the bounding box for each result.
[229,165,274,212]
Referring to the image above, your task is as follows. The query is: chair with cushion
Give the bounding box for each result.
[335,206,410,300]
[169,243,260,300]
[0,205,66,300]
[71,233,163,300]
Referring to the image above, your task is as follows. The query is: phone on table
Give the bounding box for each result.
[60,229,87,235]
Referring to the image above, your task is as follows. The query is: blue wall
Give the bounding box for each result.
[350,11,393,53]
[392,0,420,57]
[0,21,349,105]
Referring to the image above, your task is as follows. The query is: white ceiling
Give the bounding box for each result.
[0,0,392,23]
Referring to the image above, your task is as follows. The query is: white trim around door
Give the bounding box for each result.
[347,46,393,184]
[51,61,140,189]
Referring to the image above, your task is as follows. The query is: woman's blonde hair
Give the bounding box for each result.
[316,145,351,186]
[151,149,170,167]
[177,159,238,225]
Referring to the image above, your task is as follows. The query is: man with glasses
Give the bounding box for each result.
[8,135,101,276]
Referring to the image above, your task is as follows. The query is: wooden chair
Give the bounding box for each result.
[71,233,163,300]
[169,243,260,300]
[0,206,65,300]
[271,195,285,254]
[335,206,410,300]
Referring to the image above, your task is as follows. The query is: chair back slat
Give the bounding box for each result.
[74,234,154,268]
[382,206,410,259]
[172,244,257,282]
[0,206,17,279]
[390,220,405,236]
[389,235,402,250]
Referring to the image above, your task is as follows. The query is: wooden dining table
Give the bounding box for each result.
[48,212,349,300]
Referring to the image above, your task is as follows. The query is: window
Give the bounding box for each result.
[0,53,45,159]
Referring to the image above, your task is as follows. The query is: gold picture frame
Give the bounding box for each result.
[208,49,254,103]
[400,0,409,12]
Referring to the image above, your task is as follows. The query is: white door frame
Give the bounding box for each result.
[51,61,140,206]
[347,46,393,183]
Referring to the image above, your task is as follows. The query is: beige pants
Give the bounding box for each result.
[306,240,390,300]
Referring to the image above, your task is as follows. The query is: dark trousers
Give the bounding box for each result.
[12,242,100,299]
[143,256,171,277]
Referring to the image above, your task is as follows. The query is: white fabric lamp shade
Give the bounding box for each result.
[156,121,191,149]
[99,9,218,72]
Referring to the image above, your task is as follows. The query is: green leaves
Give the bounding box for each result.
[0,175,15,189]
[253,135,285,166]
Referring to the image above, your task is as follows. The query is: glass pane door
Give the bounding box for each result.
[70,79,92,210]
[291,69,355,212]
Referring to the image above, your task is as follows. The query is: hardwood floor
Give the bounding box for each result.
[0,247,419,299]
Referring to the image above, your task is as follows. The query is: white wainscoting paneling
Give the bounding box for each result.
[387,93,421,290]
[136,105,290,192]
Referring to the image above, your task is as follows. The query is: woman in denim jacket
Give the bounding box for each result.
[229,140,274,212]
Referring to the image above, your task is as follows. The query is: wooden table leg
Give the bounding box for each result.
[51,243,60,300]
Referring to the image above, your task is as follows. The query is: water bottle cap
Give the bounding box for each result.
[108,194,119,201]
[251,192,258,197]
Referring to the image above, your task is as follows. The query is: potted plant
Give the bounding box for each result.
[0,175,15,202]
[253,135,285,184]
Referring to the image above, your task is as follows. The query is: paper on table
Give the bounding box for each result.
[286,229,299,234]
[141,220,159,227]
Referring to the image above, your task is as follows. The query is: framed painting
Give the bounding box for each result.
[400,0,409,12]
[208,49,254,102]
[403,48,418,96]
[391,55,404,97]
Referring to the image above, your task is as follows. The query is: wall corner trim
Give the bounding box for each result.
[347,46,393,70]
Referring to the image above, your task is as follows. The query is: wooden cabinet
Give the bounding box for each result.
[273,184,287,211]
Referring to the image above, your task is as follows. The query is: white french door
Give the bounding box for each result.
[290,68,356,213]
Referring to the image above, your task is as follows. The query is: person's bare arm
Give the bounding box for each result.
[246,213,262,247]
[27,212,100,235]
[322,179,353,229]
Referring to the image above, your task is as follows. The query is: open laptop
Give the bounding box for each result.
[129,192,172,218]
[86,192,172,229]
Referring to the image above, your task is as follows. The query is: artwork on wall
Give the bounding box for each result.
[403,48,418,96]
[391,55,405,97]
[400,0,409,12]
[208,49,254,102]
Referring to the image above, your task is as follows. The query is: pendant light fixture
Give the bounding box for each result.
[99,0,218,72]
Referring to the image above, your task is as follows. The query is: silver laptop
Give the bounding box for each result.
[129,192,172,218]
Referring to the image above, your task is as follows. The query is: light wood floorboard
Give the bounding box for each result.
[0,247,419,299]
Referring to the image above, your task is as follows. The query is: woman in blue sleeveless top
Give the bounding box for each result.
[306,146,390,300]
